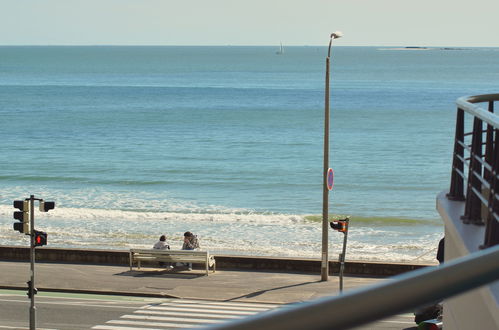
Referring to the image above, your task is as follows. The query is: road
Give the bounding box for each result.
[0,290,154,329]
[0,289,417,329]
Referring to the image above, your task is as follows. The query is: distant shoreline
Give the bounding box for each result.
[379,46,470,51]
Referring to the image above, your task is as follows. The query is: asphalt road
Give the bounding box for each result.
[0,290,153,329]
[0,289,418,330]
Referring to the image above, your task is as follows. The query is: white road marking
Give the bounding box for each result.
[92,298,279,329]
[145,303,271,312]
[93,326,165,330]
[107,320,201,328]
[134,309,241,319]
[171,299,278,308]
[138,306,256,315]
[123,314,222,324]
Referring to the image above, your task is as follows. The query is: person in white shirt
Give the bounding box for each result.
[153,235,170,250]
[152,235,173,269]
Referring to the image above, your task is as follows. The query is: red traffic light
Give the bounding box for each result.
[33,230,47,247]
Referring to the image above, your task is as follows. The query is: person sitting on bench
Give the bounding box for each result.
[181,231,200,270]
[153,235,173,269]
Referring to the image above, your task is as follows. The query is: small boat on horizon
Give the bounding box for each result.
[276,42,284,55]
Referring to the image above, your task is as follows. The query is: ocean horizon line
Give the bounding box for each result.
[0,44,497,49]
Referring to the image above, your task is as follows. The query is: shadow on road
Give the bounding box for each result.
[115,269,205,279]
[225,280,321,301]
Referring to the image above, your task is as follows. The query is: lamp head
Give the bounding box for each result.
[331,31,343,39]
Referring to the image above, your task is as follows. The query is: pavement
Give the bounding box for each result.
[0,260,387,304]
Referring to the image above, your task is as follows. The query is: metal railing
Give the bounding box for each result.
[447,93,499,248]
[203,245,499,330]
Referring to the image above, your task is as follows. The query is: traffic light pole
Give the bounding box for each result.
[338,219,349,292]
[29,195,36,330]
[329,217,350,292]
[12,195,52,329]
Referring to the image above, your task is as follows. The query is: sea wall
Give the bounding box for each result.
[0,246,432,277]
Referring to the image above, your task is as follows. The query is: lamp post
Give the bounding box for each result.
[321,31,343,281]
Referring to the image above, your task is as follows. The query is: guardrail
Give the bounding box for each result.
[447,93,499,248]
[203,245,499,330]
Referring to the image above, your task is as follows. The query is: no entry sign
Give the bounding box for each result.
[327,168,334,191]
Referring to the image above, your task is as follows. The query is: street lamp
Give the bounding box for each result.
[321,31,343,281]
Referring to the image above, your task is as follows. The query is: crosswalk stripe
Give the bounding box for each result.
[145,303,271,312]
[134,309,242,319]
[138,306,257,315]
[123,314,222,324]
[170,299,278,309]
[107,320,201,328]
[93,326,165,330]
[92,298,279,330]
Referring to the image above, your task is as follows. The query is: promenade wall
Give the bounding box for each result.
[0,246,432,277]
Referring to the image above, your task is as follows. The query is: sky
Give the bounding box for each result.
[1,0,499,47]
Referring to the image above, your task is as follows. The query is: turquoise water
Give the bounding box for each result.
[1,46,498,261]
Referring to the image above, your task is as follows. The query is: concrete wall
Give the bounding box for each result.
[0,245,429,277]
[436,192,499,330]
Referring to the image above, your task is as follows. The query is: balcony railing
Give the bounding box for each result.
[447,93,499,248]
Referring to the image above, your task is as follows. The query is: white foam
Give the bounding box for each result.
[0,198,443,263]
[0,203,305,225]
[0,186,247,214]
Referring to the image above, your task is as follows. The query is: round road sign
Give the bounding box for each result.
[327,168,334,191]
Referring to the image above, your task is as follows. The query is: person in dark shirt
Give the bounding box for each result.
[182,232,200,250]
[180,232,200,270]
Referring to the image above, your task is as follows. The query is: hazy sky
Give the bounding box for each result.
[1,0,499,46]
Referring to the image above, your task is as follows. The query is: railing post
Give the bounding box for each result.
[483,133,499,247]
[484,102,495,181]
[447,108,466,201]
[480,101,496,226]
[462,117,484,225]
[484,101,499,247]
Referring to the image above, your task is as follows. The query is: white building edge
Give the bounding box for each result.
[437,93,499,329]
[437,192,499,329]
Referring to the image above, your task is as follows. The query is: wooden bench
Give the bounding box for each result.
[129,249,216,275]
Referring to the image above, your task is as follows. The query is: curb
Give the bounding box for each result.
[0,285,180,299]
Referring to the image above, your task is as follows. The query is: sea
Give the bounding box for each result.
[1,46,498,263]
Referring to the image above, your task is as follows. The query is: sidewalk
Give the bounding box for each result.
[0,260,387,304]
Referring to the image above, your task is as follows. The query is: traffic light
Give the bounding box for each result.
[13,200,30,234]
[33,230,47,247]
[330,220,348,232]
[39,201,55,212]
